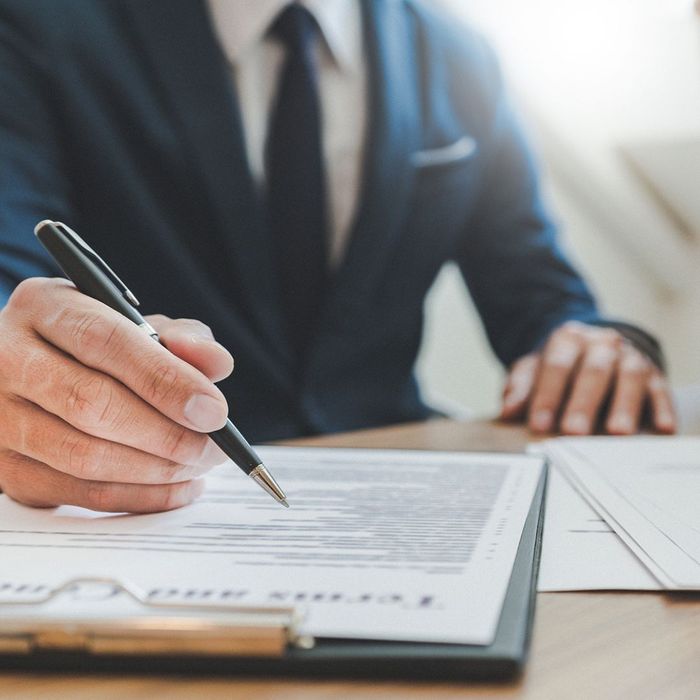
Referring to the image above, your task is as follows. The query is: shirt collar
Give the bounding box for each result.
[206,0,360,75]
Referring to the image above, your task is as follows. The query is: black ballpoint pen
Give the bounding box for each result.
[34,220,289,508]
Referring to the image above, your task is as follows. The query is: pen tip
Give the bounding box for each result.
[281,499,290,508]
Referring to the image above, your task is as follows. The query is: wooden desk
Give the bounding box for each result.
[1,419,698,700]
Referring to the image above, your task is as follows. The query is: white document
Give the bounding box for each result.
[544,437,700,590]
[0,447,544,645]
[537,466,660,592]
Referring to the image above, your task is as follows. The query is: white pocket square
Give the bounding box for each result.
[411,136,477,168]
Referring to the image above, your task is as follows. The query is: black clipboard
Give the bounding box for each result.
[0,468,546,681]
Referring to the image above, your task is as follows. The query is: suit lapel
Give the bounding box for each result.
[126,0,291,372]
[326,0,422,314]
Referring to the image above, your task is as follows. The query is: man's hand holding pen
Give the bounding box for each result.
[0,276,234,513]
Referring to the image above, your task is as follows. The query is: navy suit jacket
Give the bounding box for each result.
[0,0,615,440]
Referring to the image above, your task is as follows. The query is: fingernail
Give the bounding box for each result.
[198,440,229,468]
[609,414,634,433]
[189,335,232,361]
[188,325,215,341]
[532,409,552,432]
[658,411,676,430]
[184,394,228,431]
[564,412,590,434]
[188,333,223,348]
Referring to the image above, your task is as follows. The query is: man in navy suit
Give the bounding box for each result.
[0,1,675,512]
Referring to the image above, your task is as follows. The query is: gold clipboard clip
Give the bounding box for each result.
[0,577,314,657]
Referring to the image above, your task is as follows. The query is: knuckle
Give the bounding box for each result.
[550,335,578,351]
[62,309,122,363]
[181,317,208,329]
[147,314,170,326]
[169,318,216,343]
[598,328,622,346]
[155,483,187,512]
[184,319,213,336]
[546,329,565,347]
[84,480,117,512]
[59,431,103,480]
[545,337,581,367]
[160,423,202,463]
[7,277,48,313]
[156,460,187,484]
[140,360,186,406]
[561,320,585,336]
[620,350,651,377]
[583,343,617,372]
[64,374,116,429]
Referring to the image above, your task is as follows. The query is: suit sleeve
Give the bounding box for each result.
[454,44,664,368]
[0,9,68,307]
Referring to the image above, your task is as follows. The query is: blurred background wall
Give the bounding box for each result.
[416,0,700,417]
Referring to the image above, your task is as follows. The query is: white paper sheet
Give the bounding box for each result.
[0,447,543,645]
[537,466,660,591]
[543,437,700,590]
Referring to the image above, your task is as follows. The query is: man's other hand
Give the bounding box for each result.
[0,278,234,513]
[500,321,676,435]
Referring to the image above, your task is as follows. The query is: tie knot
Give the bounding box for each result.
[269,4,318,50]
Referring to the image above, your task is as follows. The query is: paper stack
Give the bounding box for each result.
[542,437,700,590]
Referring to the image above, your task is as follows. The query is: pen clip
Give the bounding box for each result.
[35,220,141,308]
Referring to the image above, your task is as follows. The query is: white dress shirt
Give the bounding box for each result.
[205,0,367,267]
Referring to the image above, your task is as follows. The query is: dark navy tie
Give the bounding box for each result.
[266,4,328,364]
